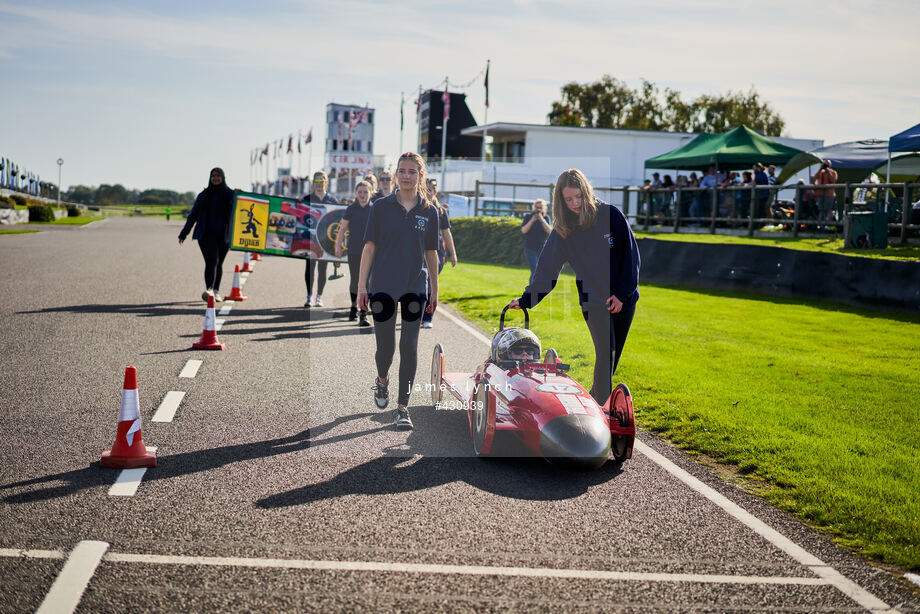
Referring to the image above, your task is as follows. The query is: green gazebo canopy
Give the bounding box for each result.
[645,125,804,171]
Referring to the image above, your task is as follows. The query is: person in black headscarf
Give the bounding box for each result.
[178,167,235,301]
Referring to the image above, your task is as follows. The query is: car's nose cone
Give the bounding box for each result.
[539,414,611,470]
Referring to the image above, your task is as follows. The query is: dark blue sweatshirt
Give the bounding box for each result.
[518,201,640,310]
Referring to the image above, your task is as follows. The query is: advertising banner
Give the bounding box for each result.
[230,190,347,262]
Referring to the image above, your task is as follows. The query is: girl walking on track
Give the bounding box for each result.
[507,168,640,406]
[178,167,235,302]
[334,180,373,327]
[357,152,441,430]
[303,170,338,308]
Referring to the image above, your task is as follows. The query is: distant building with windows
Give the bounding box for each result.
[326,102,375,196]
[427,122,822,208]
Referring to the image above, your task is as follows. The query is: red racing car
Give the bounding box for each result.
[431,306,635,470]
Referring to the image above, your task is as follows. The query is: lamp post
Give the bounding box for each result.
[56,158,63,208]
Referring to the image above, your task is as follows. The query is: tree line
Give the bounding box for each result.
[548,75,785,136]
[64,184,196,207]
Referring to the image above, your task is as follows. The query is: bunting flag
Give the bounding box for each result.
[442,89,450,122]
[484,61,490,108]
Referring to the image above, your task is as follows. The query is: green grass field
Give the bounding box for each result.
[438,261,920,570]
[635,230,920,261]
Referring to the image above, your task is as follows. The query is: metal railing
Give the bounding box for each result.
[473,180,920,244]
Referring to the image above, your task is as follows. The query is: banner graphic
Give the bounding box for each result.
[230,190,347,262]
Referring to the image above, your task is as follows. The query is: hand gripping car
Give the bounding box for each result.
[430,306,635,470]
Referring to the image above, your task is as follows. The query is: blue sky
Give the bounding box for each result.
[1,0,918,193]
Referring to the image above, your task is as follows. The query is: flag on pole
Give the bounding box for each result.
[305,128,312,144]
[400,96,404,131]
[442,89,450,121]
[287,135,293,153]
[484,61,490,108]
[260,143,269,159]
[297,130,302,153]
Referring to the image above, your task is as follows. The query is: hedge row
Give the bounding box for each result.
[449,216,527,267]
[28,204,55,222]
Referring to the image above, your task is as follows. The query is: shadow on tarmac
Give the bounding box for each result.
[1,407,623,506]
[0,429,312,504]
[256,404,624,508]
[17,302,205,317]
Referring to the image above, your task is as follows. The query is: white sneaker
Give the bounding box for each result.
[304,294,313,308]
[314,295,324,307]
[421,321,433,329]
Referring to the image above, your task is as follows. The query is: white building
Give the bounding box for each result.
[431,122,823,210]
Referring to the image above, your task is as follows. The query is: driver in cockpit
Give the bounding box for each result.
[492,328,541,367]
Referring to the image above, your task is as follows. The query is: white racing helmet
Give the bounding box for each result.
[491,328,541,363]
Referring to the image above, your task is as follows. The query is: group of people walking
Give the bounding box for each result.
[178,160,641,433]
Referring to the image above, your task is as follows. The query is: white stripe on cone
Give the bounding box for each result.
[204,306,216,331]
[117,388,142,447]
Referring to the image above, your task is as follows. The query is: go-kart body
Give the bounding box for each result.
[431,308,635,470]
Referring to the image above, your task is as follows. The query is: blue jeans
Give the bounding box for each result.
[524,247,541,285]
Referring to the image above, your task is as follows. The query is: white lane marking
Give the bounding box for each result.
[634,441,898,613]
[35,540,109,614]
[0,548,63,559]
[218,304,232,316]
[179,359,202,378]
[438,306,493,346]
[906,573,920,589]
[79,218,108,228]
[107,448,157,497]
[215,318,225,331]
[447,305,899,613]
[104,552,827,586]
[151,391,185,423]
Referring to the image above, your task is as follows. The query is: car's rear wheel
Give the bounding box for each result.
[471,379,495,456]
[610,383,635,463]
[430,344,444,407]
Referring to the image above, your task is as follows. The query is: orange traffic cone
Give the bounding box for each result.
[192,294,226,350]
[251,252,262,261]
[101,366,157,468]
[225,265,247,301]
[240,251,255,273]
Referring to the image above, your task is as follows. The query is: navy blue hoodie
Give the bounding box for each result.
[518,201,640,310]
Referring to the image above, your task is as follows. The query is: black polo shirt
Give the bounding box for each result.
[364,192,440,298]
[437,208,451,259]
[343,199,372,256]
[521,211,551,251]
[304,192,338,205]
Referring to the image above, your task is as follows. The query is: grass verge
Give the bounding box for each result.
[438,260,920,570]
[28,214,103,225]
[0,228,39,234]
[635,230,920,261]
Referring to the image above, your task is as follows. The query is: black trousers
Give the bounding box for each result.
[197,234,230,291]
[370,293,426,406]
[347,252,362,308]
[304,258,328,295]
[581,301,637,405]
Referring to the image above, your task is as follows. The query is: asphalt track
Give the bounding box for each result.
[1,217,918,613]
